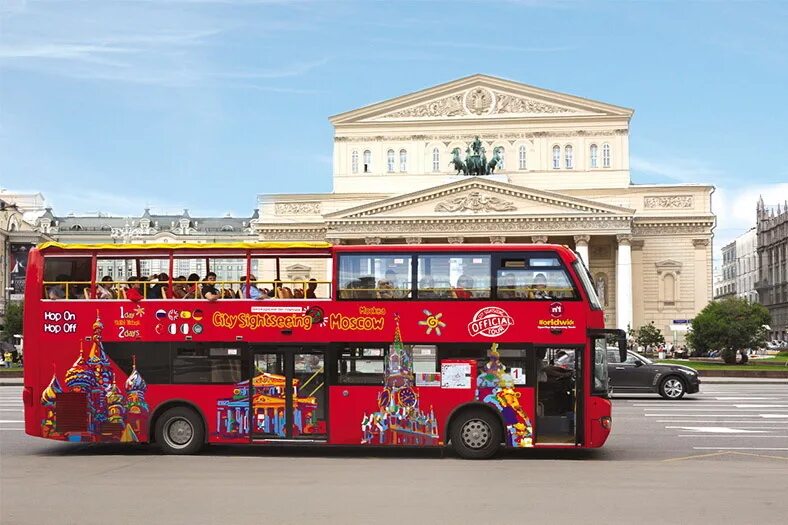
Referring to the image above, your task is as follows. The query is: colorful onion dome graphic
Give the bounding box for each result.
[65,342,95,392]
[125,355,149,414]
[106,382,125,424]
[41,367,63,406]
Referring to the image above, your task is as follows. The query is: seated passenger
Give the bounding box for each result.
[306,278,318,299]
[273,279,292,299]
[46,274,69,300]
[377,279,396,299]
[202,272,220,302]
[529,273,552,299]
[454,275,474,299]
[184,273,201,299]
[172,276,189,299]
[293,288,305,299]
[125,276,144,302]
[94,276,115,300]
[498,273,517,299]
[419,276,437,299]
[241,275,264,299]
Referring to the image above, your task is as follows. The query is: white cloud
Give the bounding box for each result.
[631,155,723,183]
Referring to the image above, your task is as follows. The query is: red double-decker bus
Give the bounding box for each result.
[23,241,624,458]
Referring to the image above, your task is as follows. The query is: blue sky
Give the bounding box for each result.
[2,0,787,263]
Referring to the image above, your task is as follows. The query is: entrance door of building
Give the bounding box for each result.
[250,347,327,440]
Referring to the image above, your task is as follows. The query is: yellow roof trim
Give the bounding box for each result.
[37,241,332,251]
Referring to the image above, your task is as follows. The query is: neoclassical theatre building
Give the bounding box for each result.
[254,75,715,333]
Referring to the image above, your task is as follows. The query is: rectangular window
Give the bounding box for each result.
[173,344,243,384]
[418,254,491,299]
[338,346,385,385]
[104,342,172,384]
[338,254,413,299]
[43,256,91,300]
[573,260,601,309]
[496,255,579,300]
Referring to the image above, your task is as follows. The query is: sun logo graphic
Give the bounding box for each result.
[418,309,446,336]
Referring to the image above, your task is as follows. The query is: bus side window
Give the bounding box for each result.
[43,256,91,300]
[338,347,384,385]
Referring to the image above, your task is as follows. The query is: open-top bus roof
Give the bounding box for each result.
[37,241,332,252]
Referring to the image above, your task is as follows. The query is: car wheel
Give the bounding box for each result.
[450,409,502,460]
[659,376,686,400]
[156,406,205,455]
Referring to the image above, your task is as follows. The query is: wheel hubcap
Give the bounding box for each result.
[664,379,683,398]
[461,419,491,449]
[165,418,194,448]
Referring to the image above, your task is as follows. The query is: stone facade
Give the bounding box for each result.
[756,198,788,340]
[254,74,716,336]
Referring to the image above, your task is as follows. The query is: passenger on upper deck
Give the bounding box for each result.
[498,273,518,299]
[185,273,200,299]
[202,272,220,302]
[94,276,115,300]
[529,273,552,300]
[125,277,143,302]
[46,275,68,300]
[273,279,292,299]
[306,278,318,299]
[454,274,474,299]
[241,275,264,299]
[172,276,188,299]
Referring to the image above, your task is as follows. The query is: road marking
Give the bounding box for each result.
[677,434,788,439]
[0,428,24,431]
[662,451,733,463]
[714,397,778,400]
[656,419,788,423]
[693,447,788,451]
[644,408,788,411]
[646,414,788,417]
[0,420,23,423]
[665,426,768,433]
[0,409,22,412]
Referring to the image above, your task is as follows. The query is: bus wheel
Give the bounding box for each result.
[450,409,501,460]
[156,406,205,455]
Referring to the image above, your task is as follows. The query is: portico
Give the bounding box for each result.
[253,74,715,335]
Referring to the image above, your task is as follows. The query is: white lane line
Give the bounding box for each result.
[644,408,788,411]
[679,435,788,438]
[694,447,788,451]
[714,397,778,400]
[0,428,24,431]
[646,414,788,418]
[735,404,788,408]
[0,409,22,412]
[663,424,788,428]
[665,426,767,433]
[633,404,762,408]
[657,420,788,423]
[0,420,23,423]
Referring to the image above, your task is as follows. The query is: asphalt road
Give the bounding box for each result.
[2,384,788,524]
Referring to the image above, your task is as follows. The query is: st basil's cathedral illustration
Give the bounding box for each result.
[361,315,439,446]
[41,312,149,442]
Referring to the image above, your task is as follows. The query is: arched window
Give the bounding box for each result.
[589,144,598,168]
[351,150,359,174]
[602,143,611,168]
[432,147,440,172]
[552,145,561,169]
[399,149,407,172]
[518,145,526,170]
[565,145,573,169]
[387,149,395,173]
[363,150,371,173]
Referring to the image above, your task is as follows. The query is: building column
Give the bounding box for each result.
[693,238,711,309]
[631,240,645,330]
[616,234,633,332]
[531,235,548,244]
[574,235,590,268]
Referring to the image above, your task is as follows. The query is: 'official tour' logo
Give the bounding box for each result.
[467,307,514,338]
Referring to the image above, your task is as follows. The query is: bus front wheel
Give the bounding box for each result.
[155,406,205,455]
[450,409,502,459]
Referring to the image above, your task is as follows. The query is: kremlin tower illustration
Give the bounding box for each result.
[41,312,149,442]
[361,315,439,446]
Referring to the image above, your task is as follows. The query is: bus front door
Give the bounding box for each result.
[535,346,580,445]
[250,348,328,441]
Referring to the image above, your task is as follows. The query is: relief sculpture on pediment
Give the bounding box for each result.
[434,191,517,213]
[492,92,571,114]
[382,94,465,119]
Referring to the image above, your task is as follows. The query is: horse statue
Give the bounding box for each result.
[449,148,467,175]
[465,147,484,176]
[486,147,503,174]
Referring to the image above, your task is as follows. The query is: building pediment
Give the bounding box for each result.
[324,177,635,221]
[330,74,633,124]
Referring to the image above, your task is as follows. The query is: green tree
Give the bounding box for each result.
[634,322,665,349]
[1,301,23,343]
[686,298,770,364]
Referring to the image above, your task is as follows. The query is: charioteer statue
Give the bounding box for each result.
[449,136,503,176]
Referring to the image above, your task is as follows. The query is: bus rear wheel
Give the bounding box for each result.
[450,409,502,459]
[155,406,205,455]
